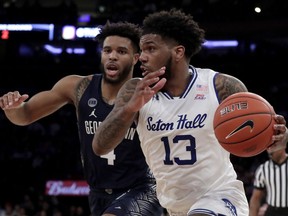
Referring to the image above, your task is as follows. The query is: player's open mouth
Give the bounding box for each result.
[106,64,119,76]
[106,69,119,76]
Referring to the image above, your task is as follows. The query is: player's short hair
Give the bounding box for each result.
[142,8,206,59]
[95,21,142,53]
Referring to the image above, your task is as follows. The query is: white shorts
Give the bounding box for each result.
[166,209,188,216]
[187,193,249,216]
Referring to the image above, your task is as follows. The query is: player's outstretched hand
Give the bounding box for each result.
[0,91,29,110]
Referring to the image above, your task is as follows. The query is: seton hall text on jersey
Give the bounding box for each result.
[84,120,136,140]
[146,114,207,131]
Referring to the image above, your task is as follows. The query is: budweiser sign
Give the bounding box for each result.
[46,180,89,196]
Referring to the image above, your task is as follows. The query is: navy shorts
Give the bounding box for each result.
[88,182,164,216]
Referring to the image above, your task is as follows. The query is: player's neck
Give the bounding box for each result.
[101,82,121,105]
[165,71,192,97]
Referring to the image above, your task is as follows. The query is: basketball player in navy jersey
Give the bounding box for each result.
[92,9,288,216]
[0,22,163,216]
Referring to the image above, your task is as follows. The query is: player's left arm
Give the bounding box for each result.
[214,73,248,103]
[215,73,288,147]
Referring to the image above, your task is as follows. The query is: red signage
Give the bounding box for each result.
[1,30,9,40]
[45,180,89,196]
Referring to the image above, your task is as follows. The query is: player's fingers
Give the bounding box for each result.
[142,66,165,77]
[274,114,286,125]
[0,97,5,109]
[143,67,165,80]
[272,124,287,142]
[18,94,29,102]
[8,91,21,104]
[1,92,29,109]
[0,92,16,108]
[139,67,165,90]
[151,78,167,93]
[136,77,158,94]
[273,121,287,135]
[6,91,21,106]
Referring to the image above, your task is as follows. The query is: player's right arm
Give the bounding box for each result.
[92,67,166,155]
[0,75,82,126]
[92,78,141,155]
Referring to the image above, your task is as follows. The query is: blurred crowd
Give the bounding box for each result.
[0,105,90,215]
[1,0,288,25]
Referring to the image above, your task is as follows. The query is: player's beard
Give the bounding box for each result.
[161,55,172,81]
[101,62,133,84]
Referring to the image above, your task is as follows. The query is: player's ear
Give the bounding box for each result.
[133,53,140,65]
[173,45,185,62]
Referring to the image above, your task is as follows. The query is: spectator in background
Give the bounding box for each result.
[249,138,288,216]
[0,22,163,216]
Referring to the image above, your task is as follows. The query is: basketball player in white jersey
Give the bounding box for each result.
[92,9,288,216]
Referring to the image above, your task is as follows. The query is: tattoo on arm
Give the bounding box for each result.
[116,78,139,105]
[95,79,139,151]
[75,77,91,108]
[215,73,248,103]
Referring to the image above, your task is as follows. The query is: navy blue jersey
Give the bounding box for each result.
[77,74,153,190]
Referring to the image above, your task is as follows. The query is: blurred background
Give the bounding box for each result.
[0,0,288,215]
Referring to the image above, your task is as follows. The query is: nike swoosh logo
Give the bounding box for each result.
[225,120,254,139]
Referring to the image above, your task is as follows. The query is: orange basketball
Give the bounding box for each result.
[213,92,276,157]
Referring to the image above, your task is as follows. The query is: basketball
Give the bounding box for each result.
[213,92,276,157]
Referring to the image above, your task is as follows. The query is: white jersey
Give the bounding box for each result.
[137,66,248,214]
